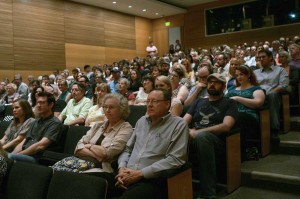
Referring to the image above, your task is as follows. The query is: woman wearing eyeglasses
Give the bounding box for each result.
[52,93,133,197]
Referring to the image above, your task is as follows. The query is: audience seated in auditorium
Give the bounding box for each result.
[183,73,238,199]
[85,83,110,127]
[278,50,299,104]
[226,65,265,160]
[58,82,92,126]
[31,86,44,116]
[8,92,62,164]
[0,143,7,188]
[118,78,135,105]
[3,83,19,105]
[0,82,6,101]
[14,74,30,100]
[58,79,71,103]
[0,99,35,152]
[111,89,188,199]
[254,49,289,137]
[44,85,67,118]
[128,69,142,92]
[215,53,229,77]
[185,65,212,106]
[109,67,121,93]
[288,43,300,69]
[155,75,183,116]
[134,75,155,105]
[51,94,133,179]
[171,68,189,104]
[78,75,93,99]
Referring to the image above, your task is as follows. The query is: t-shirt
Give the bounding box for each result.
[187,97,238,130]
[226,85,263,121]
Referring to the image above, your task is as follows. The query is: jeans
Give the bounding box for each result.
[189,131,225,199]
[8,153,38,164]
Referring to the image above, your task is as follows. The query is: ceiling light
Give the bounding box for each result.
[112,1,116,4]
[142,9,146,12]
[155,13,159,15]
[128,5,132,8]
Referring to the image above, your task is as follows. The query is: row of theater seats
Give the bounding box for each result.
[0,105,242,199]
[0,92,292,198]
[0,161,108,199]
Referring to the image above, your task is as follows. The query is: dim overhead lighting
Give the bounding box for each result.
[128,5,132,8]
[142,9,146,12]
[155,13,159,15]
[112,1,116,4]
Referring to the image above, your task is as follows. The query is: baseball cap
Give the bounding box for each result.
[111,67,120,73]
[207,73,226,84]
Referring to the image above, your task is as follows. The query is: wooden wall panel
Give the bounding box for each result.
[13,0,65,70]
[65,43,105,70]
[105,47,136,65]
[135,17,152,58]
[0,0,13,70]
[104,11,136,49]
[153,29,168,57]
[64,2,104,46]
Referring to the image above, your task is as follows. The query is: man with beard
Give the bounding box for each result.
[183,73,238,199]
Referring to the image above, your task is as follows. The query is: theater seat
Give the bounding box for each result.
[4,162,52,199]
[47,171,107,199]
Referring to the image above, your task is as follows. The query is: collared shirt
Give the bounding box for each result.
[289,58,300,69]
[22,115,62,158]
[254,65,289,94]
[75,120,133,173]
[118,113,189,179]
[60,97,92,125]
[108,80,119,93]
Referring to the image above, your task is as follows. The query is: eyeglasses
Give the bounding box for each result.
[145,99,167,105]
[171,74,179,78]
[58,84,66,87]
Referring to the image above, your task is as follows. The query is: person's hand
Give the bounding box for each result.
[116,168,143,188]
[189,128,199,139]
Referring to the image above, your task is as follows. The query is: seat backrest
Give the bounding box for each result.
[126,105,147,127]
[64,126,90,154]
[0,120,12,138]
[4,162,52,199]
[47,171,107,199]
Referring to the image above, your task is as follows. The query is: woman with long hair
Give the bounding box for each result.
[0,99,35,152]
[128,69,142,92]
[226,65,265,160]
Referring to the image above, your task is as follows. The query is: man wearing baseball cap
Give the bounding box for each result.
[183,73,238,199]
[109,67,121,93]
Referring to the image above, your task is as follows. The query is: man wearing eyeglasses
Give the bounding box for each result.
[115,88,189,199]
[183,73,238,199]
